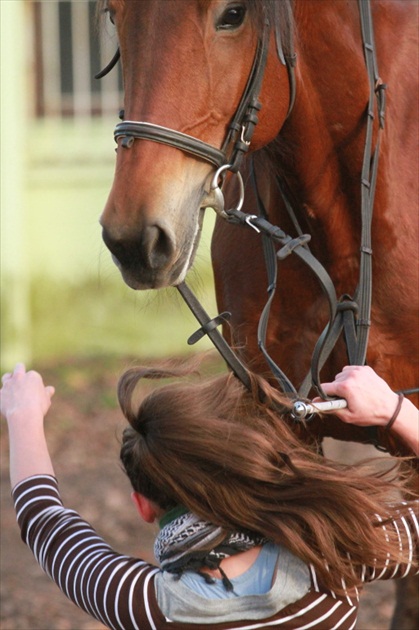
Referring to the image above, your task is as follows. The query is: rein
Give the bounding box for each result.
[178,1,415,415]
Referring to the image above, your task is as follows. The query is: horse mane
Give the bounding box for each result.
[247,0,294,56]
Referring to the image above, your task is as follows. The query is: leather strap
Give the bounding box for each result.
[250,0,386,398]
[114,121,226,167]
[353,0,386,365]
[113,18,272,172]
[176,282,251,390]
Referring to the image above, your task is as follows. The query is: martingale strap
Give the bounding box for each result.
[177,283,252,391]
[245,0,387,399]
[182,0,388,406]
[177,0,385,398]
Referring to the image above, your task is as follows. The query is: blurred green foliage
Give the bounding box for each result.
[2,253,218,370]
[1,118,219,370]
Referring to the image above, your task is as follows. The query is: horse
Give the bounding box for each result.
[97,1,418,625]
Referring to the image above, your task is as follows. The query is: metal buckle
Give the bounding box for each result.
[202,165,245,219]
[240,124,251,146]
[244,215,261,233]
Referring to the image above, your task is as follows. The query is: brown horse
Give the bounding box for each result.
[98,1,418,624]
[100,0,418,436]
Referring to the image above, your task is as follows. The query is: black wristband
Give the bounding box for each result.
[385,392,404,432]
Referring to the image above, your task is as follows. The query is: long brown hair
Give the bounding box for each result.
[118,358,417,595]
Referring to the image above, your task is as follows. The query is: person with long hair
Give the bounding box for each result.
[1,361,418,629]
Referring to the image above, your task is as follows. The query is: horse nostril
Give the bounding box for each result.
[141,225,174,270]
[101,225,175,272]
[101,227,132,267]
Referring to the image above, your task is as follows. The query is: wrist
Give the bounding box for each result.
[372,391,401,427]
[8,418,54,488]
[6,409,45,425]
[7,413,46,443]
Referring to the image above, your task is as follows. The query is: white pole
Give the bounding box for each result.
[41,0,61,116]
[71,0,92,118]
[0,0,32,368]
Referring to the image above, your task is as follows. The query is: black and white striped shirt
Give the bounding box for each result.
[13,475,419,630]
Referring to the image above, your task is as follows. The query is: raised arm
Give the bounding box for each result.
[0,363,56,488]
[2,364,159,629]
[320,366,418,455]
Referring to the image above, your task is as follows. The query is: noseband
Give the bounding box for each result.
[111,18,295,175]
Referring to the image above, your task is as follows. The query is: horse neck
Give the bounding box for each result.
[264,1,373,285]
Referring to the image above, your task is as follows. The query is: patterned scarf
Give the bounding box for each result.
[154,508,267,590]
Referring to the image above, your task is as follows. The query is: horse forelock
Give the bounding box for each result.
[247,0,294,48]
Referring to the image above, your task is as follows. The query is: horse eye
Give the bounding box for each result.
[217,5,246,30]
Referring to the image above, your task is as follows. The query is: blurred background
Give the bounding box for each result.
[1,0,217,371]
[0,3,220,628]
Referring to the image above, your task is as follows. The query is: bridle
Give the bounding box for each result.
[96,1,372,393]
[97,1,417,442]
[96,5,296,394]
[112,17,294,173]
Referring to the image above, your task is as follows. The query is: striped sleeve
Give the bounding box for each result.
[11,478,419,630]
[12,475,160,630]
[361,502,419,583]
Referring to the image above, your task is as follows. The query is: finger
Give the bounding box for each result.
[1,373,12,384]
[13,363,26,376]
[46,386,55,399]
[330,372,347,382]
[320,382,338,394]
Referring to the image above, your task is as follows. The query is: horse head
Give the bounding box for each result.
[99,0,291,289]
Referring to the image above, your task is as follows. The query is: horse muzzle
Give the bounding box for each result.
[101,223,189,289]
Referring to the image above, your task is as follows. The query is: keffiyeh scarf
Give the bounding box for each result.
[154,508,267,591]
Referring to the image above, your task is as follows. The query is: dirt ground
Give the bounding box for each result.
[0,356,401,629]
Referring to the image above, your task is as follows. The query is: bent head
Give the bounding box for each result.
[117,362,297,516]
[99,0,290,289]
[117,360,416,599]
